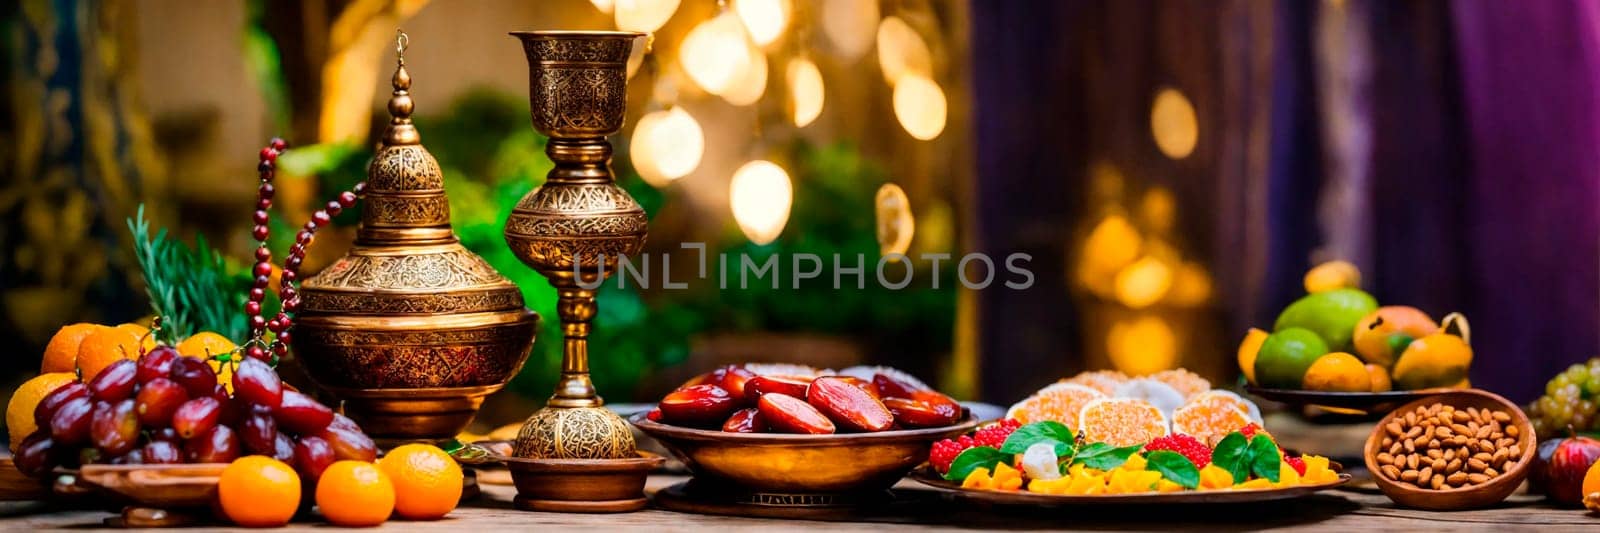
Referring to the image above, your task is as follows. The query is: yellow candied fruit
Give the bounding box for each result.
[1198,464,1234,490]
[1027,476,1073,495]
[1064,464,1108,495]
[990,462,1024,491]
[1301,455,1339,484]
[960,467,994,490]
[1235,478,1274,490]
[1107,468,1163,494]
[1156,479,1186,492]
[1120,452,1148,471]
[1276,462,1302,487]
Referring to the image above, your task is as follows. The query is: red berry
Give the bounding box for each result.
[338,191,357,207]
[260,147,277,161]
[270,138,287,151]
[1240,423,1264,439]
[972,418,1023,449]
[1284,454,1306,476]
[255,246,271,262]
[929,434,976,474]
[258,183,275,199]
[1145,433,1212,467]
[252,225,269,241]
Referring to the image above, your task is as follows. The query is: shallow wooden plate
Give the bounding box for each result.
[1245,387,1452,414]
[908,467,1351,505]
[70,463,228,507]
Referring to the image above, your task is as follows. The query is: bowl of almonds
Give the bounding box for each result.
[1363,389,1535,510]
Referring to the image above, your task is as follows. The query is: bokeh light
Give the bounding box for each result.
[680,12,754,96]
[1107,316,1178,376]
[1150,87,1198,159]
[629,107,704,187]
[892,75,947,140]
[614,0,679,33]
[1114,256,1174,308]
[734,0,789,47]
[875,183,915,256]
[1140,186,1177,233]
[820,0,877,60]
[1165,261,1213,306]
[721,42,768,106]
[730,160,793,245]
[788,57,824,127]
[590,0,614,14]
[876,16,932,86]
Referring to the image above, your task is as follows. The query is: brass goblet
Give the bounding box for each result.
[504,31,647,461]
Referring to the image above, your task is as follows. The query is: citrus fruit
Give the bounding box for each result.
[1077,398,1169,447]
[1351,306,1435,367]
[1060,370,1127,396]
[1439,312,1470,344]
[377,444,462,520]
[177,332,238,393]
[1365,364,1393,392]
[114,323,159,354]
[43,323,108,374]
[1237,328,1268,385]
[1171,401,1253,446]
[1582,459,1600,504]
[1391,332,1472,390]
[316,460,394,527]
[1253,327,1329,389]
[1273,288,1377,352]
[1005,383,1105,426]
[1184,390,1262,423]
[1303,260,1360,293]
[218,456,301,527]
[1301,352,1370,392]
[6,372,76,452]
[1111,378,1185,419]
[76,327,143,382]
[1148,368,1211,399]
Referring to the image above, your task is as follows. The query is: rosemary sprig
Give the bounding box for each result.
[128,205,253,344]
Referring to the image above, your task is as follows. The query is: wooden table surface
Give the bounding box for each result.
[1,473,1595,531]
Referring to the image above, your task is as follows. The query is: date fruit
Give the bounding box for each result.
[883,397,960,428]
[134,378,188,427]
[721,408,766,433]
[169,356,219,398]
[232,357,283,408]
[659,384,740,427]
[136,345,179,383]
[49,397,94,446]
[274,390,334,434]
[806,376,894,432]
[172,396,222,439]
[294,435,337,480]
[143,440,183,464]
[35,382,89,430]
[758,393,835,434]
[90,399,140,456]
[744,375,814,403]
[872,373,925,399]
[834,376,881,399]
[183,424,240,463]
[14,432,56,478]
[716,365,757,400]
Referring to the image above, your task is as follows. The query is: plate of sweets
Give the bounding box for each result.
[1238,261,1473,415]
[910,369,1349,504]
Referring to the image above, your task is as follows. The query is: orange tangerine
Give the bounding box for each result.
[316,461,394,527]
[1059,370,1127,396]
[1006,383,1106,426]
[1148,368,1211,399]
[1172,401,1253,446]
[114,323,159,354]
[76,327,142,382]
[42,323,107,374]
[6,373,76,452]
[219,456,301,527]
[377,444,462,520]
[1077,398,1169,447]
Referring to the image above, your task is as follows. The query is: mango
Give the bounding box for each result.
[1274,288,1377,352]
[1391,332,1472,390]
[1351,306,1436,367]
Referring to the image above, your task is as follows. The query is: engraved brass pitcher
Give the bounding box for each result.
[505,31,646,460]
[293,43,539,445]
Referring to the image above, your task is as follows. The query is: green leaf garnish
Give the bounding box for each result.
[944,446,1011,481]
[1072,442,1143,470]
[1211,432,1251,484]
[999,421,1075,456]
[1248,435,1282,483]
[1144,450,1200,489]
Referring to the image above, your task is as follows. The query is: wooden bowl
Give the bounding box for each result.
[1363,389,1535,511]
[631,413,978,493]
[501,452,664,513]
[71,463,229,507]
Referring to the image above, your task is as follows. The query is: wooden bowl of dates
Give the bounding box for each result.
[632,412,976,493]
[1362,389,1535,511]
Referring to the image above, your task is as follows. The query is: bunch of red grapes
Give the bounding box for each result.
[14,345,375,480]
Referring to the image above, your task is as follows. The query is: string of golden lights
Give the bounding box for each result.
[600,0,944,247]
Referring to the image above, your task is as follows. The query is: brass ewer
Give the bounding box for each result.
[504,31,646,460]
[292,35,539,446]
